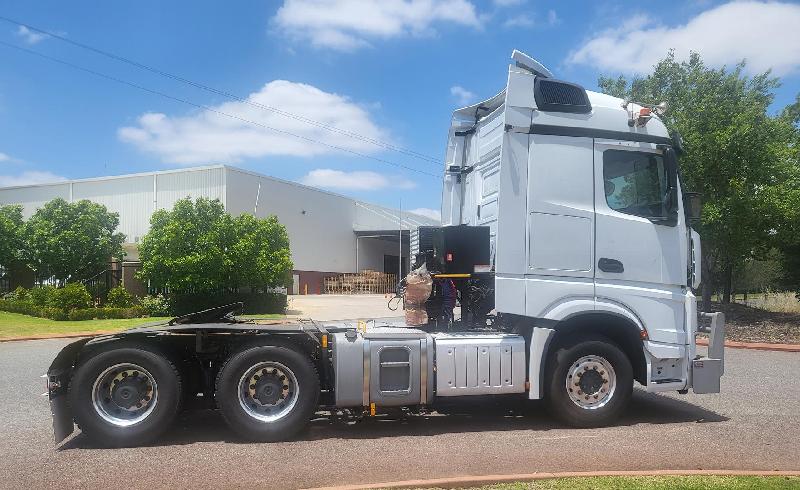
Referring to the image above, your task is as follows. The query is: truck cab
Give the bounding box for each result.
[436,50,721,397]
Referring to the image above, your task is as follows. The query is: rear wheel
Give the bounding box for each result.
[215,344,319,441]
[545,336,632,427]
[69,345,182,447]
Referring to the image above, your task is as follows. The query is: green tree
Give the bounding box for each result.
[23,198,125,283]
[598,52,800,306]
[229,213,293,290]
[773,95,800,296]
[0,204,23,270]
[137,197,293,293]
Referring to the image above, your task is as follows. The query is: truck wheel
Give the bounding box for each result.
[215,344,319,442]
[69,345,182,447]
[545,336,632,428]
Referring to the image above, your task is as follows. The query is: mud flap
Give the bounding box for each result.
[692,312,725,394]
[691,358,723,394]
[47,338,91,445]
[50,391,74,444]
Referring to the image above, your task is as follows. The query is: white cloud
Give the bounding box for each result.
[300,168,416,191]
[546,9,559,26]
[407,207,441,221]
[494,0,524,6]
[118,80,390,164]
[0,152,10,162]
[273,0,482,51]
[450,85,477,105]
[568,1,800,75]
[503,9,558,29]
[0,171,66,188]
[503,14,534,28]
[15,25,48,45]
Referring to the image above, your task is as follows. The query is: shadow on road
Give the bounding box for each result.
[60,389,727,450]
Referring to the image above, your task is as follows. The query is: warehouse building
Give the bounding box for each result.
[0,165,437,294]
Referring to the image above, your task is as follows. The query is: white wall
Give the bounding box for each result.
[225,167,359,273]
[0,166,433,274]
[0,182,69,218]
[0,167,225,245]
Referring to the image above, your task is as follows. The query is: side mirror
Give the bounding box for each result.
[683,192,702,224]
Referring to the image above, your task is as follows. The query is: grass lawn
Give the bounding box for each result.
[449,476,800,489]
[0,311,170,339]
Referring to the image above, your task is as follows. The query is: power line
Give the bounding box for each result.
[0,39,441,179]
[0,15,443,166]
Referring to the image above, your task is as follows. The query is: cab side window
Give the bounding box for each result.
[603,150,668,219]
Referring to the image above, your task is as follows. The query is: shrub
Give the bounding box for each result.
[4,286,29,301]
[40,307,68,321]
[67,307,146,321]
[48,283,92,310]
[0,298,146,321]
[29,285,56,307]
[106,286,135,308]
[139,294,172,317]
[0,298,40,316]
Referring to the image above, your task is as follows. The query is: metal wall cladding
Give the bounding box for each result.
[433,333,526,396]
[0,183,69,218]
[73,175,154,244]
[156,167,224,211]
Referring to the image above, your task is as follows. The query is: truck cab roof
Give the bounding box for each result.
[450,51,670,141]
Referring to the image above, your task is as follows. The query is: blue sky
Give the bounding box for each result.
[1,0,798,220]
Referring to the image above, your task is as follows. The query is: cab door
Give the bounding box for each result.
[593,141,688,344]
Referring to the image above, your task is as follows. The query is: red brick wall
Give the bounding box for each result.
[293,270,338,295]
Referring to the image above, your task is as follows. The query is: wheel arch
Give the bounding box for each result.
[548,311,647,385]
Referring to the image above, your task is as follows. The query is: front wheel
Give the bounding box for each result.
[545,336,632,428]
[215,344,319,442]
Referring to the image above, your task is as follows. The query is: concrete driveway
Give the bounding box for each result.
[286,294,403,321]
[0,339,798,489]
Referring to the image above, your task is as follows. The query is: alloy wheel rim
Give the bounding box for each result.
[237,361,299,423]
[91,363,159,427]
[565,355,616,410]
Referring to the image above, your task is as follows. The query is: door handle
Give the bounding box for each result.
[598,258,624,273]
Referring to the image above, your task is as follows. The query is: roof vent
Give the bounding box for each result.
[534,78,592,114]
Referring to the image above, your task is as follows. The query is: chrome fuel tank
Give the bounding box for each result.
[331,327,433,407]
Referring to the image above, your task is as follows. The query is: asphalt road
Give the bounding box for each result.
[1,338,798,490]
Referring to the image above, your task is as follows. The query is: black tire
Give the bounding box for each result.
[215,344,319,442]
[545,336,632,428]
[69,344,182,447]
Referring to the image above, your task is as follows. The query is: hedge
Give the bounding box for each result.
[0,299,146,321]
[66,307,147,321]
[169,292,287,316]
[1,292,285,319]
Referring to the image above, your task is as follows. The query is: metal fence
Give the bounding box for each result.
[0,267,9,295]
[82,266,122,302]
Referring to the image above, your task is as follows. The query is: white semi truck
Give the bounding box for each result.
[46,50,725,447]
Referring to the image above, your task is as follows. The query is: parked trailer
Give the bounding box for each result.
[46,50,725,447]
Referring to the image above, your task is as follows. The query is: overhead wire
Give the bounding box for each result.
[0,15,443,166]
[0,39,441,179]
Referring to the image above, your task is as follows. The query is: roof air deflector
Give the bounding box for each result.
[511,50,553,78]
